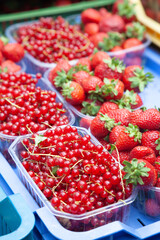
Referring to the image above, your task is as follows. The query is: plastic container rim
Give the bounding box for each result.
[0,74,75,141]
[8,126,137,221]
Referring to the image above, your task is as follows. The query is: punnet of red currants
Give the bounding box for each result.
[0,72,70,137]
[15,16,95,63]
[18,125,134,231]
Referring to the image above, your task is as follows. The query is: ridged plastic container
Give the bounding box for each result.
[0,186,35,240]
[44,69,94,129]
[5,20,84,74]
[8,126,137,232]
[0,75,75,160]
[66,14,151,66]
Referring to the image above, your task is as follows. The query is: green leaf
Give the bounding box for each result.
[62,81,74,99]
[52,166,58,176]
[34,135,47,147]
[98,32,124,51]
[123,160,132,168]
[81,101,100,116]
[118,0,136,18]
[125,123,142,142]
[126,22,146,41]
[88,86,104,102]
[100,113,116,131]
[103,57,125,73]
[101,78,118,97]
[0,36,9,45]
[74,64,90,73]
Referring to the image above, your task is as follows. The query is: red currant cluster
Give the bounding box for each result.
[0,72,69,136]
[20,126,133,231]
[17,17,94,63]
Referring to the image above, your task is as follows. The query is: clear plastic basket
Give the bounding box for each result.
[0,75,75,160]
[5,20,83,75]
[66,14,151,66]
[8,126,137,232]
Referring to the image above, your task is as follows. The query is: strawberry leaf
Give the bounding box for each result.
[129,68,154,92]
[99,32,124,51]
[34,135,47,147]
[114,90,137,110]
[0,36,9,45]
[103,58,125,73]
[81,101,100,116]
[89,86,104,102]
[125,123,142,142]
[126,22,146,41]
[101,78,118,97]
[62,81,74,99]
[118,0,136,18]
[74,64,90,73]
[155,138,160,151]
[100,113,117,131]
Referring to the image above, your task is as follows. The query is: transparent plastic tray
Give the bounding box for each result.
[5,20,81,74]
[0,75,75,159]
[44,69,94,129]
[66,14,151,66]
[8,126,137,232]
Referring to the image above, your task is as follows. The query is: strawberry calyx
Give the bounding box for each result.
[103,58,125,73]
[0,66,8,74]
[129,68,154,92]
[155,137,160,152]
[99,32,124,51]
[125,123,142,142]
[123,158,150,185]
[113,90,137,110]
[126,22,146,41]
[118,0,136,19]
[100,113,120,131]
[101,78,118,97]
[89,86,105,102]
[62,81,74,99]
[55,65,90,87]
[81,100,100,116]
[0,36,9,45]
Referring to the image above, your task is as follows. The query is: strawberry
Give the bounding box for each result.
[145,199,160,217]
[99,8,112,19]
[110,46,126,60]
[109,125,125,145]
[62,81,85,105]
[1,60,21,73]
[90,113,117,138]
[81,8,101,24]
[81,99,101,116]
[129,146,156,165]
[91,51,110,70]
[111,149,130,165]
[106,109,131,126]
[82,76,103,93]
[98,102,119,115]
[113,0,136,23]
[110,123,142,151]
[137,109,160,130]
[130,109,143,126]
[123,158,157,186]
[49,60,72,85]
[125,22,146,41]
[99,15,125,33]
[0,51,3,64]
[79,117,92,129]
[73,71,90,85]
[101,78,124,100]
[98,32,124,51]
[84,23,99,36]
[141,130,160,156]
[94,58,125,81]
[76,58,91,71]
[0,39,4,51]
[0,36,8,51]
[2,43,24,62]
[89,33,108,47]
[154,156,160,174]
[114,90,143,110]
[123,65,153,92]
[122,38,142,49]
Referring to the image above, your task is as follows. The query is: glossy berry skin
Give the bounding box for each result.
[123,65,142,91]
[82,76,103,93]
[76,58,91,71]
[122,38,142,49]
[136,109,160,130]
[90,115,110,138]
[99,15,125,33]
[89,33,108,48]
[81,8,101,24]
[141,130,160,156]
[84,23,99,36]
[145,199,160,217]
[107,109,131,127]
[2,43,24,62]
[73,71,90,85]
[129,146,156,165]
[91,51,110,69]
[98,102,119,115]
[1,60,21,73]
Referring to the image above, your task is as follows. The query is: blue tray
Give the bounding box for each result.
[0,46,160,240]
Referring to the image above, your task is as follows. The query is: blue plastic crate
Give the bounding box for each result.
[0,182,35,240]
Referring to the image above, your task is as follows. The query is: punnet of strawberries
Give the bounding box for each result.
[0,72,71,137]
[80,0,147,55]
[18,125,134,231]
[48,50,153,129]
[0,36,25,73]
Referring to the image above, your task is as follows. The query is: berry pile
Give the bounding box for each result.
[16,16,94,63]
[0,37,24,73]
[0,72,70,136]
[48,52,153,128]
[20,125,133,231]
[80,0,146,54]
